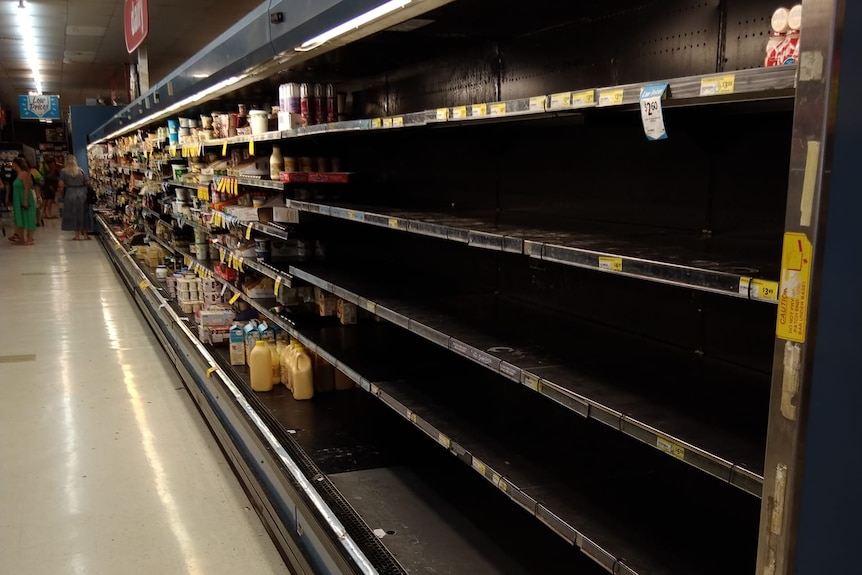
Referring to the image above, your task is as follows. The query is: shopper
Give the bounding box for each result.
[41,158,59,219]
[58,155,90,240]
[9,157,37,245]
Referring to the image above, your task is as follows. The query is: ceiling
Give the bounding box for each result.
[0,0,262,119]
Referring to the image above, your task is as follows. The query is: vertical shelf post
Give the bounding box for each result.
[757,0,862,573]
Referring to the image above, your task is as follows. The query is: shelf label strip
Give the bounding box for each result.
[656,437,686,460]
[700,74,736,96]
[598,256,623,272]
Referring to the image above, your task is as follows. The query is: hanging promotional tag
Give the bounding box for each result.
[639,83,669,141]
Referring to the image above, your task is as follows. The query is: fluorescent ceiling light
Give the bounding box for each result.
[191,73,209,79]
[16,1,43,94]
[296,0,411,52]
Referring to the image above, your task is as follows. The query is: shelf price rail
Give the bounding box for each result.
[200,66,797,151]
[287,263,765,497]
[286,199,780,303]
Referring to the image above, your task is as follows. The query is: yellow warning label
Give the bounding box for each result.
[776,233,813,343]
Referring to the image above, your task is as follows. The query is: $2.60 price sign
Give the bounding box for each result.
[639,83,669,141]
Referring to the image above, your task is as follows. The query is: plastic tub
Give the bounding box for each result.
[249,110,269,135]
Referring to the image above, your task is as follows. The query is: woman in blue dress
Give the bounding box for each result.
[58,155,91,240]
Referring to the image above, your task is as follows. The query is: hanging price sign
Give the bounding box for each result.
[639,83,669,141]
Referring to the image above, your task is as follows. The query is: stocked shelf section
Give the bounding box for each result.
[209,209,292,240]
[195,66,796,151]
[286,199,780,303]
[287,262,765,496]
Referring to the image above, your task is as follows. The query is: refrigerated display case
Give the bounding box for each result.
[87,1,862,573]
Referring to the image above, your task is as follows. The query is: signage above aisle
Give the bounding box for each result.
[124,0,149,53]
[18,95,60,120]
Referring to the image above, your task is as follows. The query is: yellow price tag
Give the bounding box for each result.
[438,433,451,449]
[348,210,356,220]
[183,256,191,267]
[382,118,393,128]
[452,106,468,119]
[490,103,507,116]
[169,145,176,157]
[523,372,540,391]
[598,256,623,272]
[700,74,736,96]
[392,116,404,127]
[245,223,253,240]
[229,292,241,304]
[752,279,780,302]
[436,108,449,121]
[274,276,282,297]
[598,89,625,107]
[498,478,509,493]
[249,138,254,156]
[657,437,686,460]
[409,411,417,424]
[388,218,399,229]
[220,250,226,264]
[571,89,595,107]
[222,141,227,157]
[365,301,376,314]
[471,457,486,475]
[206,367,218,378]
[138,280,150,289]
[549,92,571,109]
[529,96,545,111]
[471,103,487,117]
[236,257,244,272]
[371,118,382,128]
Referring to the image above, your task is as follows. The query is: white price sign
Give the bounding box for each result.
[639,83,669,141]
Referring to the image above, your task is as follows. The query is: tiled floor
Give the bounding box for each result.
[0,219,288,574]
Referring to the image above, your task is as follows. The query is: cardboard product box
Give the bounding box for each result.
[337,299,357,325]
[207,326,232,346]
[229,325,246,365]
[223,205,259,222]
[197,308,235,326]
[244,277,275,299]
[314,286,337,316]
[200,278,220,292]
[258,202,300,224]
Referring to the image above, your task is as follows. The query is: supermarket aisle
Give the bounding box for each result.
[0,221,288,575]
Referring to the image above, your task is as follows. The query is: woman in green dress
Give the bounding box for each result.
[10,158,37,245]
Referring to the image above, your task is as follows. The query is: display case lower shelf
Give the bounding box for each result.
[288,262,766,497]
[287,199,780,303]
[171,246,759,575]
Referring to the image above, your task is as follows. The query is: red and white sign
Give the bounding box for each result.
[124,0,149,53]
